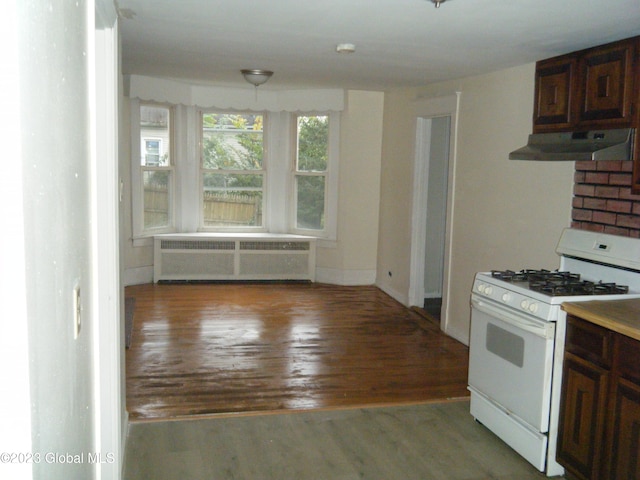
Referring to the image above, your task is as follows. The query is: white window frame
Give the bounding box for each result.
[130,99,176,243]
[290,112,339,241]
[198,110,268,232]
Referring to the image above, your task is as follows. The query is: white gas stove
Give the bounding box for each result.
[468,228,640,476]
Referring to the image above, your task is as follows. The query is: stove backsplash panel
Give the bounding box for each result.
[571,161,640,238]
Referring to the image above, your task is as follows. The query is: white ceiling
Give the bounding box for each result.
[118,0,640,91]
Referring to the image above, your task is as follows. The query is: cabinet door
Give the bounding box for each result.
[565,314,613,369]
[607,335,640,479]
[578,38,636,126]
[609,378,640,480]
[557,352,609,480]
[533,55,577,132]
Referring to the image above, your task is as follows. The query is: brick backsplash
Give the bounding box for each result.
[571,161,640,238]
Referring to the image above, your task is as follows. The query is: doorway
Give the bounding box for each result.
[409,93,460,332]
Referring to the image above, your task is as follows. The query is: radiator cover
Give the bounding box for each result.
[153,233,316,282]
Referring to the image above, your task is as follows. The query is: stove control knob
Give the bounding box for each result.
[520,300,530,310]
[484,286,493,296]
[477,284,485,293]
[529,303,539,314]
[501,293,511,303]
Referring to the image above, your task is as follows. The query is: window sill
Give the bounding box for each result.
[133,232,337,249]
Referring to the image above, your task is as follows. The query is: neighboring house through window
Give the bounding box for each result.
[142,138,162,166]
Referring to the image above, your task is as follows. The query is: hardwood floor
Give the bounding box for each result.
[125,282,469,421]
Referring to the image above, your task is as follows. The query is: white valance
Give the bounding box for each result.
[125,75,345,112]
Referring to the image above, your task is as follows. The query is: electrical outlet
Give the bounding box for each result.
[73,285,81,339]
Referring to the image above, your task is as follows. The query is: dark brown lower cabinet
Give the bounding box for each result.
[558,314,640,480]
[609,332,640,480]
[557,353,609,479]
[609,379,640,479]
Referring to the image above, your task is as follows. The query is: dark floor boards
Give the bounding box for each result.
[125,282,469,421]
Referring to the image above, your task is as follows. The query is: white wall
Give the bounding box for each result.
[315,90,384,285]
[12,0,105,478]
[1,2,32,479]
[377,64,575,343]
[376,89,418,303]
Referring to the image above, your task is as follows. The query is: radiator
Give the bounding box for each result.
[153,234,316,282]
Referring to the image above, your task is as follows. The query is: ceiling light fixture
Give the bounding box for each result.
[431,0,446,7]
[336,43,356,54]
[241,69,274,87]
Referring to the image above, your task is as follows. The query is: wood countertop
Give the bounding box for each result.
[562,298,640,341]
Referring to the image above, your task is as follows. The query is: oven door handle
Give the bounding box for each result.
[471,297,555,339]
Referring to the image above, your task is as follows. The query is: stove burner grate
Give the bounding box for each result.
[490,269,629,296]
[491,269,578,282]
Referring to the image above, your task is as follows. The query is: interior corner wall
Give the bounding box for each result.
[377,63,575,344]
[375,88,418,303]
[315,90,384,285]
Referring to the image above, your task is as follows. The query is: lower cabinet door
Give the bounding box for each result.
[557,352,609,480]
[609,378,640,480]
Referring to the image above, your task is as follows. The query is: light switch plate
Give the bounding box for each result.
[73,285,81,339]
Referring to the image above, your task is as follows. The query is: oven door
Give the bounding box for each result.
[468,294,555,432]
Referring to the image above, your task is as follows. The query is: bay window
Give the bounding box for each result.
[131,102,338,242]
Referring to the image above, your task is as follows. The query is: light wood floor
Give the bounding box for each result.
[125,283,470,421]
[124,401,558,480]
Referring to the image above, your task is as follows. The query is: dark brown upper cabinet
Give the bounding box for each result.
[579,38,636,127]
[532,36,638,134]
[532,36,640,193]
[533,55,578,131]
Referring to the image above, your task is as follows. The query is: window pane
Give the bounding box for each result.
[140,106,170,166]
[296,175,325,230]
[202,113,263,170]
[144,139,162,165]
[203,172,263,227]
[296,115,328,172]
[143,171,170,228]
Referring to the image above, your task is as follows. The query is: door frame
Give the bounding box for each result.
[408,92,460,333]
[93,1,122,477]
